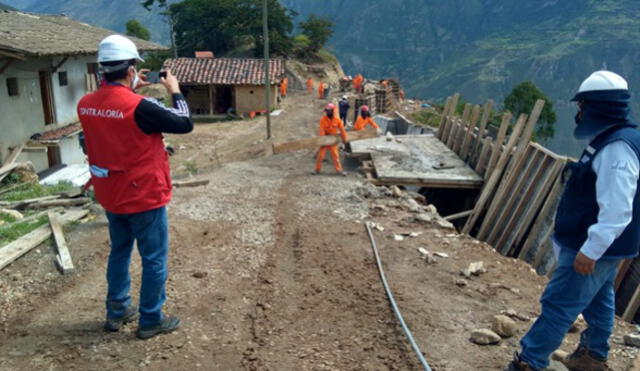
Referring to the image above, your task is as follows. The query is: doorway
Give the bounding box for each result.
[39,71,55,125]
[215,86,233,113]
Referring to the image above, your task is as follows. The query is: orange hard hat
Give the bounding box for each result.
[360,105,369,112]
[325,103,336,111]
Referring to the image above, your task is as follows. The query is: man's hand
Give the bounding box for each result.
[574,252,596,275]
[160,69,181,94]
[136,68,152,89]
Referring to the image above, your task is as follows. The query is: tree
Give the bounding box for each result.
[143,0,294,57]
[126,19,151,41]
[298,15,333,52]
[504,81,557,141]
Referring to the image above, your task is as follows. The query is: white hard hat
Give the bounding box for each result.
[342,95,347,100]
[98,35,144,66]
[577,70,628,94]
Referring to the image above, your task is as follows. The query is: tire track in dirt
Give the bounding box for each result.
[242,174,421,370]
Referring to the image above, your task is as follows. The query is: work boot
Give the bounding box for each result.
[561,345,610,371]
[311,170,320,175]
[339,171,347,177]
[104,305,139,332]
[136,315,181,340]
[504,353,537,371]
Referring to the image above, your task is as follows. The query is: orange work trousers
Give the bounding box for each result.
[315,145,342,172]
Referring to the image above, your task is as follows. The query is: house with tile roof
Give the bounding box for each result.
[0,9,166,172]
[164,55,285,116]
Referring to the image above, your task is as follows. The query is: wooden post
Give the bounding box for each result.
[208,85,214,115]
[623,285,640,322]
[484,113,511,180]
[474,99,494,156]
[615,259,633,292]
[460,105,481,160]
[437,97,453,139]
[462,114,527,234]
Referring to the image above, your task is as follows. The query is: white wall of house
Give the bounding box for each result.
[0,54,94,166]
[59,135,86,165]
[52,55,95,124]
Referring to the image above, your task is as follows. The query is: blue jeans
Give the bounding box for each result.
[105,206,169,329]
[520,248,619,370]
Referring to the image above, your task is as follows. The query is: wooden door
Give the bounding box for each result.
[39,71,55,125]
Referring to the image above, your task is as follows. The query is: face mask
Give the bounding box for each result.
[131,67,139,90]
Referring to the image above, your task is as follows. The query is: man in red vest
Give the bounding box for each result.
[78,35,193,340]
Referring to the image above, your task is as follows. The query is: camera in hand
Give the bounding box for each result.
[159,71,167,79]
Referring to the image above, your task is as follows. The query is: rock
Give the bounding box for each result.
[0,209,24,220]
[406,191,427,203]
[386,132,394,142]
[424,204,438,214]
[455,279,468,287]
[501,309,531,322]
[568,314,585,333]
[551,350,568,362]
[492,315,517,338]
[192,272,208,279]
[409,232,421,238]
[418,247,429,256]
[403,198,422,213]
[435,217,455,229]
[434,252,449,258]
[461,261,485,278]
[393,234,404,241]
[624,333,640,348]
[470,329,501,345]
[390,185,403,198]
[414,213,433,223]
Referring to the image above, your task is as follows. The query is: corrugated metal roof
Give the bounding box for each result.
[164,57,285,86]
[0,10,167,58]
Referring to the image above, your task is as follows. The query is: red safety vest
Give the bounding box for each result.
[77,84,171,214]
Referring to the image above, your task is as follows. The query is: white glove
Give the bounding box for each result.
[376,128,383,136]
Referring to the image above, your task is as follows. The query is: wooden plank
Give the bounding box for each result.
[511,158,565,258]
[518,174,563,267]
[444,209,473,221]
[484,113,511,180]
[26,197,91,209]
[441,116,454,145]
[453,104,472,154]
[495,154,555,254]
[173,179,210,188]
[476,114,533,240]
[484,145,541,246]
[534,226,556,272]
[615,259,633,292]
[473,100,494,157]
[0,209,88,271]
[48,211,74,274]
[449,93,460,117]
[436,97,453,139]
[460,105,482,160]
[273,128,377,154]
[475,138,492,175]
[623,285,640,322]
[445,119,459,149]
[507,99,545,175]
[0,195,60,209]
[462,113,527,234]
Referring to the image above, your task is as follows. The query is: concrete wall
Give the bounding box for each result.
[16,147,49,173]
[52,55,95,124]
[59,134,86,165]
[234,84,278,114]
[0,54,93,165]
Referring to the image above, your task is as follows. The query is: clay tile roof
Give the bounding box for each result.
[34,122,82,143]
[164,57,285,86]
[195,51,214,58]
[0,10,167,58]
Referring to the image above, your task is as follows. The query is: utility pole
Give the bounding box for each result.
[263,0,271,139]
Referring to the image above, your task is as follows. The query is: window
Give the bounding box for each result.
[249,90,254,94]
[6,77,18,96]
[58,71,68,86]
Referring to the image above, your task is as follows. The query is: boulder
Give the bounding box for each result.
[492,315,517,338]
[470,329,501,345]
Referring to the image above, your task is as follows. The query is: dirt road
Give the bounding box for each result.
[1,90,638,370]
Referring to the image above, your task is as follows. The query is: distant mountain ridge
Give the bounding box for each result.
[6,0,640,155]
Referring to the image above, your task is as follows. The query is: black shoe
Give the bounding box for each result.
[505,353,537,371]
[136,315,181,340]
[104,305,139,332]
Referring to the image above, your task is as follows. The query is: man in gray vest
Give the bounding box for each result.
[507,70,640,371]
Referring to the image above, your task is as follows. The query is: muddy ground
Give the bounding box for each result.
[1,90,639,370]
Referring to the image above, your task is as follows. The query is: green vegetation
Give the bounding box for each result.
[504,81,557,141]
[0,215,48,247]
[126,19,151,40]
[140,0,333,59]
[0,182,73,202]
[184,160,198,175]
[409,110,441,128]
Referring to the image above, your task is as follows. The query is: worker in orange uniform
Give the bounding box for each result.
[318,82,325,99]
[280,77,288,98]
[353,105,381,131]
[353,74,364,94]
[313,103,349,176]
[306,77,314,94]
